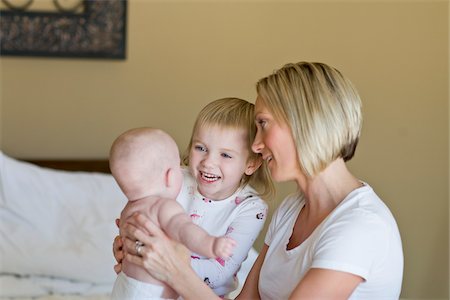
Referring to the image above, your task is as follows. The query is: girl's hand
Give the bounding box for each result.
[113,218,123,274]
[122,213,191,284]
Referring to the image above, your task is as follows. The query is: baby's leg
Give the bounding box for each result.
[112,271,178,300]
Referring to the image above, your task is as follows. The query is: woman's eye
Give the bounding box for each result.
[221,153,232,159]
[194,145,206,152]
[257,119,267,128]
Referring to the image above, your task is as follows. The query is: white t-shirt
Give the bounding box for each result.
[259,184,403,300]
[176,168,268,296]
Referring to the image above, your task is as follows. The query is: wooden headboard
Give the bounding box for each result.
[24,159,111,173]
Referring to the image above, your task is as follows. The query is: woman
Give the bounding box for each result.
[118,62,403,299]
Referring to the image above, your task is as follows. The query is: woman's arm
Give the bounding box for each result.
[236,245,362,300]
[122,213,221,300]
[289,268,363,299]
[235,243,268,300]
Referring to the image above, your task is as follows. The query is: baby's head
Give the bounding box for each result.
[110,127,182,201]
[183,98,274,200]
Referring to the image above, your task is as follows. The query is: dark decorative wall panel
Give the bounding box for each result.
[0,0,127,59]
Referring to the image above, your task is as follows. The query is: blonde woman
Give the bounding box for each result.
[118,63,403,299]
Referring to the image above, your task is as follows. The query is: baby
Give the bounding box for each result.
[110,127,236,300]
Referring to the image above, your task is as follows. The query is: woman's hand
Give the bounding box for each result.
[113,218,124,274]
[121,213,191,284]
[121,213,221,300]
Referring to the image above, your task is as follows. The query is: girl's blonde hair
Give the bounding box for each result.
[256,62,362,177]
[183,97,275,199]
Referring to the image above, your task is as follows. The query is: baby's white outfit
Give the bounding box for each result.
[111,271,171,300]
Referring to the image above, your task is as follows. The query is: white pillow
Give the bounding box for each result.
[0,151,127,284]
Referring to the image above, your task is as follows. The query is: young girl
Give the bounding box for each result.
[114,97,274,297]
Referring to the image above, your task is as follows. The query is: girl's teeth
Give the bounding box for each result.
[201,172,220,182]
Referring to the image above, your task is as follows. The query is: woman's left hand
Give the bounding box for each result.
[112,218,124,274]
[121,213,191,284]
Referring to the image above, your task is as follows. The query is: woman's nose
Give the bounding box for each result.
[252,131,263,154]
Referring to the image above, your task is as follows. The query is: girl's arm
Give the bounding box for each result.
[122,213,221,300]
[235,244,268,300]
[190,198,267,291]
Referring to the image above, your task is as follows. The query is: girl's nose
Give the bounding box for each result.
[201,154,215,168]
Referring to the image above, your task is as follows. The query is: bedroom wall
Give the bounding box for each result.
[0,0,448,299]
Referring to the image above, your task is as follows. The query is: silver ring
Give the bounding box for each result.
[135,240,144,256]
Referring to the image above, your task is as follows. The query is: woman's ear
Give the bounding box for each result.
[245,155,263,176]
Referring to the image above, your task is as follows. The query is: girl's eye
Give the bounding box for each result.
[221,153,232,159]
[194,145,206,152]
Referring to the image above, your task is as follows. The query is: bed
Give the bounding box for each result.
[0,151,125,299]
[0,151,256,299]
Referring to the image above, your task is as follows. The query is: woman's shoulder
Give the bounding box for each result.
[337,184,397,225]
[324,185,400,241]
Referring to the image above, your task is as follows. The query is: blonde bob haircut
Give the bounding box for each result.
[183,97,275,200]
[256,62,362,177]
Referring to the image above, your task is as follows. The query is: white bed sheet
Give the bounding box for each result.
[0,274,110,300]
[0,247,258,299]
[0,152,123,300]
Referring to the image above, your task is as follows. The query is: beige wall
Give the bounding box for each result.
[1,1,448,299]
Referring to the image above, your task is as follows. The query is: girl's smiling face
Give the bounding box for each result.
[252,96,302,183]
[189,125,253,200]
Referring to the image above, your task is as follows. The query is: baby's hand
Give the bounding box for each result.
[213,236,236,259]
